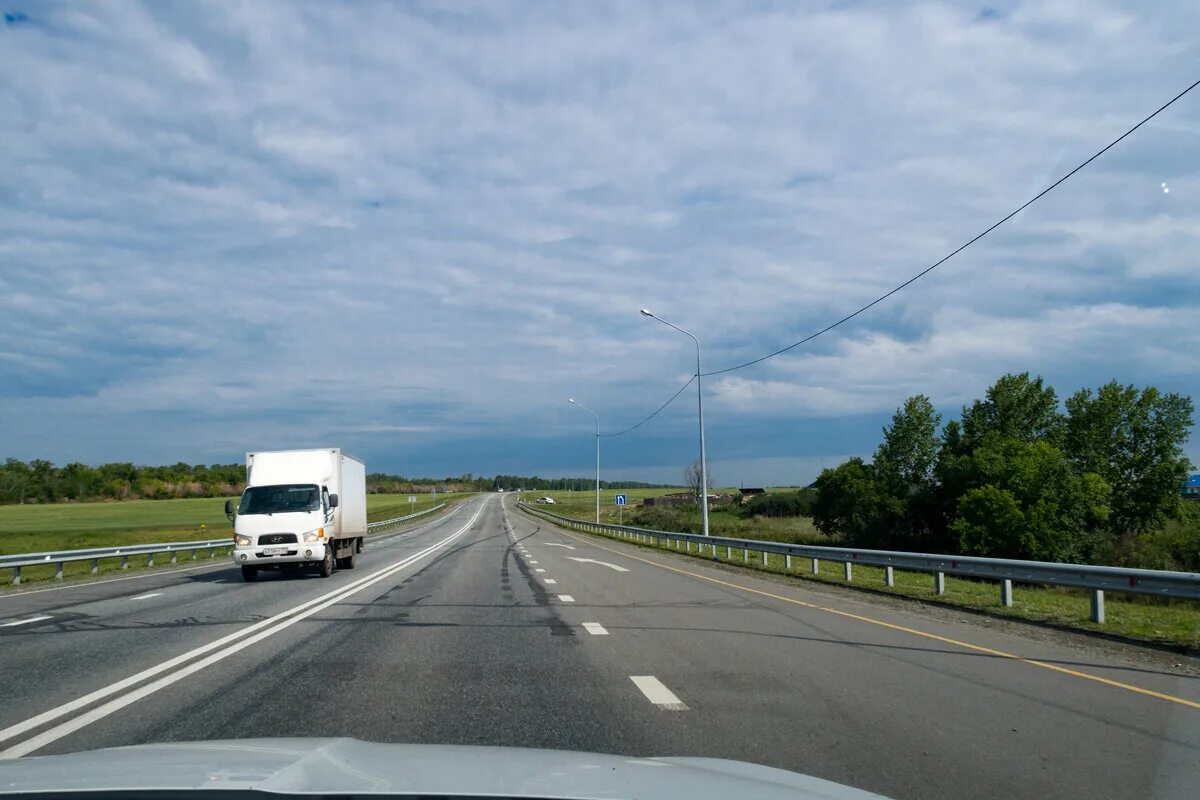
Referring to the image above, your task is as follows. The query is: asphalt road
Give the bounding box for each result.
[1,493,1197,799]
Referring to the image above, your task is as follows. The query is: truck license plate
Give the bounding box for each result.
[262,546,287,555]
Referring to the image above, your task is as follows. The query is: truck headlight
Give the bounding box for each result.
[235,534,253,547]
[302,528,325,543]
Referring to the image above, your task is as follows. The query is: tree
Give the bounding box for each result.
[1065,381,1194,538]
[812,458,880,541]
[683,458,706,500]
[874,394,941,488]
[960,373,1063,451]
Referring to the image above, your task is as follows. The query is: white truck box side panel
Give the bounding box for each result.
[337,455,367,538]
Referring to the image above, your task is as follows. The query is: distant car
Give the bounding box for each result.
[535,497,556,504]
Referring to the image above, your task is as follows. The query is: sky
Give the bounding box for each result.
[2,0,1199,486]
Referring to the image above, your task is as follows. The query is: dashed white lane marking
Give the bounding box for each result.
[567,557,629,572]
[582,622,608,635]
[544,579,557,585]
[0,615,52,628]
[557,594,574,602]
[630,676,689,711]
[544,543,576,549]
[130,593,163,601]
[529,561,538,565]
[535,568,546,573]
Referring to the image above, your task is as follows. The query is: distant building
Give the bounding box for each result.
[1183,475,1200,498]
[739,487,766,505]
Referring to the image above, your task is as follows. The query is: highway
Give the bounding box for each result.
[1,493,1196,799]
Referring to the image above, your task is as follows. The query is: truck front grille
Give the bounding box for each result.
[257,533,298,545]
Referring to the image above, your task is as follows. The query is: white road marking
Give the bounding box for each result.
[130,593,162,601]
[0,615,52,628]
[529,560,538,565]
[557,594,575,602]
[567,557,629,573]
[630,676,689,711]
[0,499,490,758]
[544,543,576,549]
[0,562,226,599]
[544,579,557,585]
[535,568,545,573]
[582,622,608,635]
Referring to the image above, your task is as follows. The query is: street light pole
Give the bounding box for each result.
[568,398,601,524]
[640,309,710,537]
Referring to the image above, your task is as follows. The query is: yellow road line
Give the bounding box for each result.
[547,521,1200,711]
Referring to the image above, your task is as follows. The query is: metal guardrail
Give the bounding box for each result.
[519,503,1200,624]
[0,503,452,587]
[366,503,446,533]
[2,539,233,585]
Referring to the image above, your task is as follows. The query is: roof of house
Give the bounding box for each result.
[1184,474,1200,488]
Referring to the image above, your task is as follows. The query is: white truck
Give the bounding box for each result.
[226,448,367,582]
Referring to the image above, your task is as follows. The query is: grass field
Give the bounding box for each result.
[522,502,1200,648]
[525,488,826,543]
[0,492,473,587]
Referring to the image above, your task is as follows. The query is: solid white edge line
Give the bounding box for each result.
[129,593,162,601]
[581,622,608,635]
[630,676,689,711]
[0,498,487,756]
[0,615,52,628]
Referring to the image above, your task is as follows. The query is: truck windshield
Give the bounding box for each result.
[238,484,321,515]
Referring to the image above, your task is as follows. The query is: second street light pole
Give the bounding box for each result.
[568,398,601,523]
[640,309,710,537]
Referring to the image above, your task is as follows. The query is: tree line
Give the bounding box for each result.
[0,461,672,505]
[812,374,1197,569]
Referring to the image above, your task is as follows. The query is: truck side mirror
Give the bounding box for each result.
[328,493,339,508]
[224,498,235,523]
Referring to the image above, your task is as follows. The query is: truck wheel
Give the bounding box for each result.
[241,566,258,582]
[355,537,363,554]
[339,549,356,570]
[319,547,335,578]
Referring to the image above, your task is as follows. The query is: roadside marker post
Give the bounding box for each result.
[615,494,627,524]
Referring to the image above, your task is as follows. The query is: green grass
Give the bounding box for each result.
[524,504,1200,648]
[0,492,473,588]
[528,488,828,544]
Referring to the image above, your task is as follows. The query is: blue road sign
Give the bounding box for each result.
[614,494,627,506]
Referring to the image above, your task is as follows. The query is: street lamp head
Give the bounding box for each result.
[568,398,576,404]
[639,308,653,318]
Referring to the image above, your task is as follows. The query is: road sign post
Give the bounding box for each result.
[615,494,626,524]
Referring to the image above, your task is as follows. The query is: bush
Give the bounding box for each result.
[741,490,815,518]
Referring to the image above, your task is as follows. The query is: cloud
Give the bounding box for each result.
[0,1,1197,477]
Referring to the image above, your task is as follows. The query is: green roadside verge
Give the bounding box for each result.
[521,505,1200,650]
[0,493,473,590]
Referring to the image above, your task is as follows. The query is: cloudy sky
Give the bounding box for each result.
[3,1,1199,485]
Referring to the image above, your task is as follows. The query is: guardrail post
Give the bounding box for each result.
[170,550,178,565]
[55,561,64,580]
[90,558,99,575]
[1090,590,1105,624]
[743,548,749,562]
[121,555,129,569]
[208,546,215,559]
[762,551,768,566]
[727,546,732,559]
[934,571,945,595]
[785,554,792,570]
[12,566,20,585]
[1001,579,1013,607]
[884,566,894,587]
[844,561,852,581]
[685,541,691,552]
[811,558,819,574]
[146,554,154,567]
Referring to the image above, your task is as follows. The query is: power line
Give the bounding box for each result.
[699,76,1200,377]
[600,375,694,438]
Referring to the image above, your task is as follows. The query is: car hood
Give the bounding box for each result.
[0,738,891,799]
